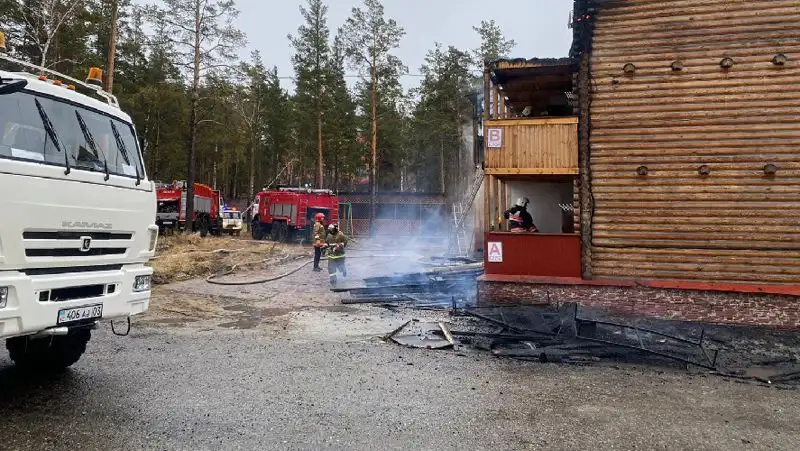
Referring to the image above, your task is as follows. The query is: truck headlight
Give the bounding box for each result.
[149,228,158,251]
[0,287,8,308]
[133,275,151,292]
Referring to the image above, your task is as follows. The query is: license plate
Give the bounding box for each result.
[57,304,103,324]
[162,221,173,225]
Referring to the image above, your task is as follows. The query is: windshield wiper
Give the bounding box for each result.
[0,77,27,95]
[34,98,70,175]
[110,120,141,186]
[75,110,110,181]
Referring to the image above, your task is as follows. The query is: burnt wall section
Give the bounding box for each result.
[478,280,800,330]
[587,0,800,284]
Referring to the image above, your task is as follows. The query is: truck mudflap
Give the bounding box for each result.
[0,264,151,339]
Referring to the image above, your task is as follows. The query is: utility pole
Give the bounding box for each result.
[105,0,119,93]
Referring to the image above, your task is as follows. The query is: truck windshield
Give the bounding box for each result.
[0,90,144,178]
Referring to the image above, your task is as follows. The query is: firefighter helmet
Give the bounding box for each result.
[314,212,325,222]
[515,197,530,207]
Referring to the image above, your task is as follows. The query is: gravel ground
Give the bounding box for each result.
[1,248,799,450]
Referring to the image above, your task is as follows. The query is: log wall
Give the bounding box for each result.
[589,0,800,284]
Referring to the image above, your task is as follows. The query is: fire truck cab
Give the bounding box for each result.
[251,187,338,243]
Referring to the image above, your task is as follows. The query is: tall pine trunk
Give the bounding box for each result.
[184,0,202,234]
[317,111,324,188]
[369,61,378,237]
[439,135,445,194]
[248,138,255,198]
[105,0,119,93]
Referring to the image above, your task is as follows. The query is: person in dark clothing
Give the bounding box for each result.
[312,213,326,272]
[503,197,537,232]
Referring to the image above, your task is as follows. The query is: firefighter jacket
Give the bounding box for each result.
[324,231,348,259]
[313,222,325,247]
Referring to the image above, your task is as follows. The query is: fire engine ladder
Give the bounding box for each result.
[449,167,485,257]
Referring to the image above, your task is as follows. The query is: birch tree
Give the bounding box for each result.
[9,0,86,67]
[147,0,245,234]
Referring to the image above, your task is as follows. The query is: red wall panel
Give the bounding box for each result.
[484,233,581,278]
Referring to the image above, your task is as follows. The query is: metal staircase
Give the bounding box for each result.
[449,167,485,257]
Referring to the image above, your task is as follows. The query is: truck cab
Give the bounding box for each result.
[0,46,156,371]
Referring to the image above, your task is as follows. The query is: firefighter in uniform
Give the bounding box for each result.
[312,213,326,272]
[503,197,537,232]
[324,223,348,285]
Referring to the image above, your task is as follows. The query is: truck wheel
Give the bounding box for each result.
[278,222,289,242]
[270,222,280,241]
[6,328,91,372]
[251,221,263,240]
[199,217,209,237]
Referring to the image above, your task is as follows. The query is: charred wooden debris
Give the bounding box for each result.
[333,261,482,309]
[381,302,800,386]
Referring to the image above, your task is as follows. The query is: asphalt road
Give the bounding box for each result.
[1,315,799,451]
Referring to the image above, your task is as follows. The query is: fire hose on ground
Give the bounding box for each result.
[205,253,404,286]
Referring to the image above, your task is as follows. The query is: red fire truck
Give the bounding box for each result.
[156,181,223,236]
[251,187,339,243]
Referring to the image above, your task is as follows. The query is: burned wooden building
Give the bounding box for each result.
[477,0,800,328]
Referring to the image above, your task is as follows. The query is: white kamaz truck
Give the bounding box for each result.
[0,38,156,371]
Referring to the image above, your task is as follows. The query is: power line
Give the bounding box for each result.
[276,73,427,80]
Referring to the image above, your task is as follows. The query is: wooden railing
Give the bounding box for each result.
[483,117,578,175]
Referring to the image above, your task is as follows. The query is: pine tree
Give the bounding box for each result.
[471,19,516,67]
[288,0,330,189]
[324,33,359,191]
[410,44,473,195]
[340,0,406,235]
[146,0,245,233]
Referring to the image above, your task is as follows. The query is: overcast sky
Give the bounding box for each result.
[233,0,574,91]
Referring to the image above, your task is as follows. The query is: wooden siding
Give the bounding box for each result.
[589,0,800,284]
[484,117,579,173]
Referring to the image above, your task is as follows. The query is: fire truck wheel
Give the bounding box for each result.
[278,222,289,242]
[251,221,265,240]
[199,217,209,237]
[6,328,91,372]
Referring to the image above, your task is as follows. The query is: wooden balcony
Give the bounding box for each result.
[483,117,578,175]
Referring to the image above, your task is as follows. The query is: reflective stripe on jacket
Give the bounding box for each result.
[325,231,347,259]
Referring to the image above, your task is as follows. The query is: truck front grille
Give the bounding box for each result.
[25,248,127,257]
[22,231,133,240]
[22,229,132,260]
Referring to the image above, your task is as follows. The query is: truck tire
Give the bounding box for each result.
[6,328,91,372]
[278,222,289,242]
[199,216,209,237]
[251,221,264,240]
